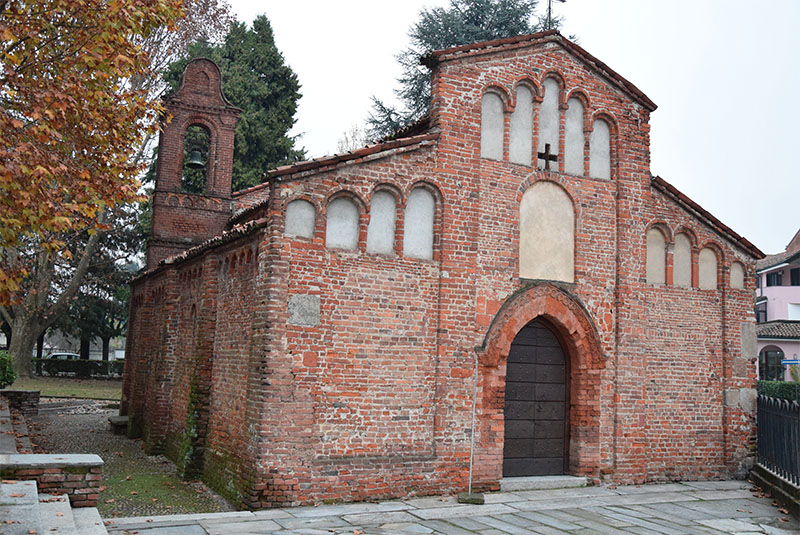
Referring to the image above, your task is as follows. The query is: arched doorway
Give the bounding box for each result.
[503,317,568,476]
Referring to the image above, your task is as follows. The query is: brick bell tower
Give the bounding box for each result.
[146,58,241,270]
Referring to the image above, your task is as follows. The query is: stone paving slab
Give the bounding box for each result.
[103,481,800,535]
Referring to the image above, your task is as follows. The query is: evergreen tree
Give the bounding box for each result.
[368,0,558,139]
[165,15,304,192]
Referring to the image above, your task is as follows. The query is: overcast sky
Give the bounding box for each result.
[228,0,799,255]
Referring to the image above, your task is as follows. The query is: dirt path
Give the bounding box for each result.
[30,398,235,518]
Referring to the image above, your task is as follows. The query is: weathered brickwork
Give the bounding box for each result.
[122,32,763,508]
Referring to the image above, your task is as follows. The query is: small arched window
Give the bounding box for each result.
[538,78,560,170]
[759,346,785,381]
[403,187,435,260]
[285,199,316,238]
[509,85,533,166]
[325,197,359,250]
[182,124,210,194]
[564,97,584,175]
[480,92,504,160]
[699,247,718,290]
[519,181,574,282]
[366,190,396,254]
[730,262,745,290]
[674,233,692,287]
[646,228,667,284]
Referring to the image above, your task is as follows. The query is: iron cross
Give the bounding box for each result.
[537,143,558,170]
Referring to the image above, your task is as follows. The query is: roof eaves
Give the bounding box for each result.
[650,176,764,259]
[423,30,656,112]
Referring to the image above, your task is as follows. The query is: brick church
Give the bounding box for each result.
[121,30,764,508]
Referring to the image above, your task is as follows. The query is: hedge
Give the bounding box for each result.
[757,380,800,402]
[33,358,124,378]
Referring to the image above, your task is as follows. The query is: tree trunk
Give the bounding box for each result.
[102,336,110,361]
[80,336,91,360]
[36,331,44,359]
[9,316,42,378]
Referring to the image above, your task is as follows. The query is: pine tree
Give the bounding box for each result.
[368,0,557,139]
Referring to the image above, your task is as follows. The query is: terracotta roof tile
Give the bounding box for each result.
[757,321,800,340]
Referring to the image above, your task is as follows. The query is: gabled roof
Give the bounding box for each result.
[650,176,764,259]
[422,30,657,112]
[757,249,800,272]
[757,321,800,340]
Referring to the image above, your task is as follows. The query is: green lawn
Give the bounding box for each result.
[5,376,122,400]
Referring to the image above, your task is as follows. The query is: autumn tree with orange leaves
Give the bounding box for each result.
[0,0,186,376]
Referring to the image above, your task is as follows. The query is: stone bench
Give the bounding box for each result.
[108,415,128,435]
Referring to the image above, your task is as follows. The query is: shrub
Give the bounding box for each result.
[757,380,800,402]
[0,351,16,388]
[33,358,124,378]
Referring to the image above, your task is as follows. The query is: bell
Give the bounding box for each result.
[186,149,205,170]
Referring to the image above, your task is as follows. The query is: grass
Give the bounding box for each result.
[5,376,122,400]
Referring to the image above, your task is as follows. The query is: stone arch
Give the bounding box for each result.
[476,283,605,479]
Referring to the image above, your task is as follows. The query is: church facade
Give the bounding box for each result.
[121,31,764,508]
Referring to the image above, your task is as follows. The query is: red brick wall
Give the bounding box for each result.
[124,36,758,508]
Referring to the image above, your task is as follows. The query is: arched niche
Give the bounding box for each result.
[537,78,560,170]
[403,187,435,260]
[646,227,667,284]
[589,118,611,179]
[564,97,584,175]
[325,197,359,250]
[182,123,210,193]
[285,199,316,238]
[366,190,397,254]
[480,92,504,160]
[699,247,718,290]
[519,181,574,282]
[730,262,745,290]
[509,85,533,166]
[674,233,692,287]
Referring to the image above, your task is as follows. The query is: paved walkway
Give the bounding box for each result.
[104,480,800,535]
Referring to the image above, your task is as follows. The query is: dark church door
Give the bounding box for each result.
[503,318,568,477]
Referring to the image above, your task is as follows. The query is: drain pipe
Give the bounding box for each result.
[459,350,484,504]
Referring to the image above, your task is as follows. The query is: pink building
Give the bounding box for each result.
[756,229,800,380]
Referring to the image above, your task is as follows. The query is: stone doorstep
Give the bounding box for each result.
[38,493,76,534]
[500,475,589,492]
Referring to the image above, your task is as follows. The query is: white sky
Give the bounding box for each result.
[228,0,800,254]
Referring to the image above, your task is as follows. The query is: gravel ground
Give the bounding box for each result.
[29,398,236,518]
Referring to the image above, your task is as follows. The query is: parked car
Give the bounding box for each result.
[47,352,80,360]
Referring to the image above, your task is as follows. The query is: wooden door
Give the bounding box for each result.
[503,318,568,477]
